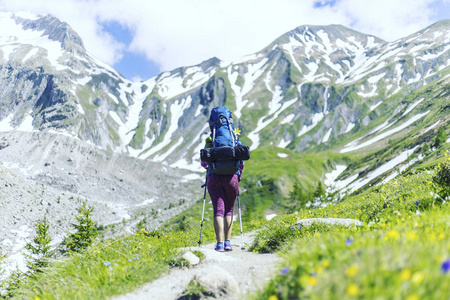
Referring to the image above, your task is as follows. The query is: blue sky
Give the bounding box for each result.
[101,22,160,80]
[1,0,450,81]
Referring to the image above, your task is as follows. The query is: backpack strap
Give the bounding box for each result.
[226,118,236,145]
[209,115,236,145]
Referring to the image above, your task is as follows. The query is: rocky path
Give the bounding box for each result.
[113,232,281,300]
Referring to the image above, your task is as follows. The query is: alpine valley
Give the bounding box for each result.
[0,11,449,273]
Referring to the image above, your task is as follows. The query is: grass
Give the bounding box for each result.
[12,202,262,299]
[250,163,450,299]
[7,150,450,299]
[15,231,195,299]
[257,207,450,300]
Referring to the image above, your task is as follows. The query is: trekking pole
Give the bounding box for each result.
[198,174,208,246]
[237,192,245,250]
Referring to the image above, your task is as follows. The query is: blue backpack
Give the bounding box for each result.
[206,106,241,175]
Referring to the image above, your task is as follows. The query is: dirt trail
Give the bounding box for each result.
[113,232,281,300]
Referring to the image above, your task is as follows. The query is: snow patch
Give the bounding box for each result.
[298,112,324,137]
[283,36,304,75]
[322,128,332,143]
[0,225,32,280]
[108,92,119,104]
[345,147,419,193]
[402,98,424,117]
[170,159,203,173]
[77,103,85,114]
[74,76,92,86]
[407,73,422,85]
[17,113,34,132]
[195,105,204,117]
[247,83,296,150]
[370,101,383,111]
[0,114,14,131]
[424,120,441,133]
[345,122,355,133]
[22,48,39,62]
[142,96,192,159]
[281,114,295,125]
[324,165,347,188]
[181,173,203,183]
[228,58,268,118]
[341,111,429,153]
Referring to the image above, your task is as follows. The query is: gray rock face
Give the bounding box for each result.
[295,218,364,227]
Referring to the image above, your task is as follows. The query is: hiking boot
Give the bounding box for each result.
[224,240,233,251]
[215,242,224,252]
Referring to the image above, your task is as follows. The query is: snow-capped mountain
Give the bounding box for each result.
[0,12,449,176]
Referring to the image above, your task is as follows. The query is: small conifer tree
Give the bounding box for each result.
[313,181,326,199]
[289,182,309,207]
[26,215,52,272]
[434,127,448,148]
[66,201,98,252]
[432,160,450,203]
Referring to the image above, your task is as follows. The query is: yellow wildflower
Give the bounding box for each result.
[307,276,317,286]
[346,284,359,296]
[406,231,419,241]
[346,265,358,277]
[321,259,330,267]
[234,128,241,135]
[315,266,324,274]
[387,229,400,240]
[438,232,446,240]
[400,269,412,281]
[35,297,41,300]
[268,296,279,300]
[407,294,419,300]
[412,272,424,284]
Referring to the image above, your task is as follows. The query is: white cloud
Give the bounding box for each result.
[0,0,448,77]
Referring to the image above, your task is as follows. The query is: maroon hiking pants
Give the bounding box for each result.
[207,174,239,217]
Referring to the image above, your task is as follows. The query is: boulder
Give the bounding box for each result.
[179,265,239,299]
[0,142,9,150]
[180,251,200,266]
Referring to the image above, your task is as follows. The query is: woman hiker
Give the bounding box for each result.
[201,106,244,252]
